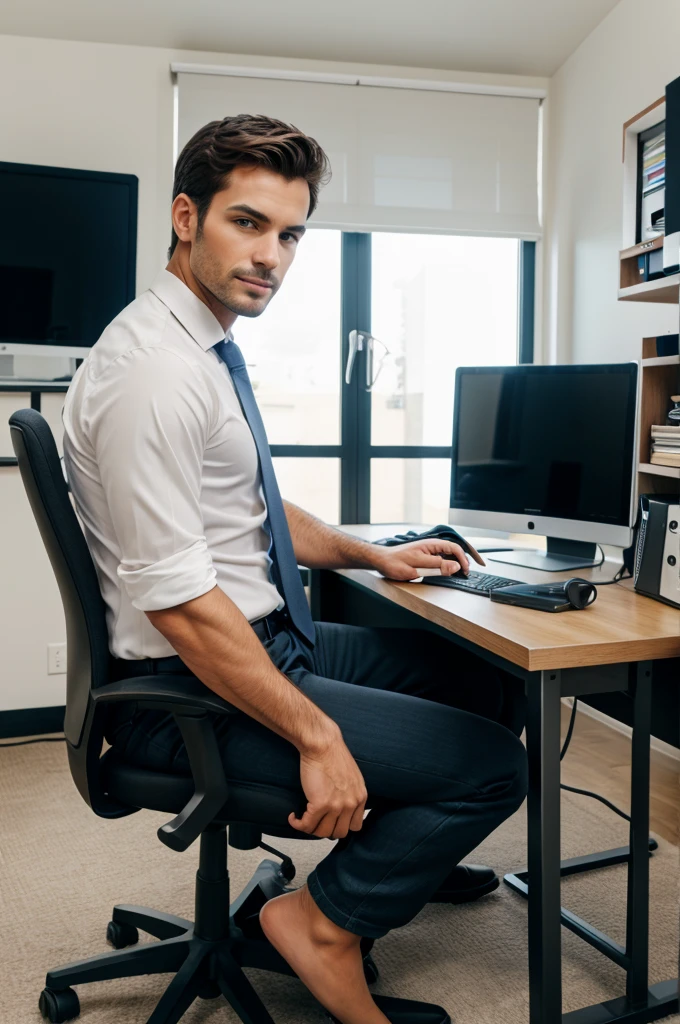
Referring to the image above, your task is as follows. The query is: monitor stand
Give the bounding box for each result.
[488,537,600,573]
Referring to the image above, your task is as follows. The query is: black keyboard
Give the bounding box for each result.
[421,570,523,596]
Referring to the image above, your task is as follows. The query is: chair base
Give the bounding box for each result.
[40,836,379,1024]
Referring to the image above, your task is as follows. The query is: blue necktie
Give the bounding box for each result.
[213,338,316,645]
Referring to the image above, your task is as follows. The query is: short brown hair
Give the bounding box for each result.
[169,113,331,256]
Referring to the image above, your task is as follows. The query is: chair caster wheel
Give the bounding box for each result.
[363,953,379,985]
[39,987,80,1022]
[196,978,222,1000]
[106,920,139,949]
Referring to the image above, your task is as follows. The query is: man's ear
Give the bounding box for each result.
[171,193,198,245]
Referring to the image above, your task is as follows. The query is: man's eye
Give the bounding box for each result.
[235,218,254,228]
[280,232,298,243]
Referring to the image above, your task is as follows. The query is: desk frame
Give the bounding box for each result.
[313,570,679,1024]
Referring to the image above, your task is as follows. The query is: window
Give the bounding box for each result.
[368,232,520,521]
[233,230,531,525]
[232,229,342,445]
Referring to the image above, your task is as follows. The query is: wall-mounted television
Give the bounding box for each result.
[0,161,137,372]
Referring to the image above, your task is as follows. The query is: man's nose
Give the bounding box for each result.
[252,232,281,270]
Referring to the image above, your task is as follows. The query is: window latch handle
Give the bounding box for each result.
[364,333,390,392]
[345,329,365,384]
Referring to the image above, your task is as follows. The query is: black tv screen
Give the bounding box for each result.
[0,162,137,347]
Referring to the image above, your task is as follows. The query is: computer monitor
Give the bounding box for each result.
[0,161,137,375]
[449,363,639,571]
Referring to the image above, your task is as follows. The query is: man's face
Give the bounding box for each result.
[185,165,309,318]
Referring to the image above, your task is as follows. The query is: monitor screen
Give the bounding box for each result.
[0,162,137,348]
[451,364,638,528]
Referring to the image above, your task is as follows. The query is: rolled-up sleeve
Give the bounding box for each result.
[88,345,218,611]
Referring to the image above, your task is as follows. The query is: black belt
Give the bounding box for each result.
[111,608,289,681]
[250,608,289,642]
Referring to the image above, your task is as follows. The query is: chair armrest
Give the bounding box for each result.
[94,675,236,852]
[92,674,239,717]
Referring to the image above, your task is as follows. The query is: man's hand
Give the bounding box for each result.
[289,726,368,840]
[372,539,486,581]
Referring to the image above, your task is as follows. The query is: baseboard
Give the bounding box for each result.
[0,706,65,740]
[562,697,680,763]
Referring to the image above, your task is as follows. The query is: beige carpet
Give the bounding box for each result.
[1,737,678,1024]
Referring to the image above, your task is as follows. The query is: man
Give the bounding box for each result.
[62,114,527,1024]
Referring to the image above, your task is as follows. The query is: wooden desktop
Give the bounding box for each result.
[311,524,680,1024]
[326,525,680,672]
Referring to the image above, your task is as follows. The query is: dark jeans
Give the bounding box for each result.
[107,623,528,939]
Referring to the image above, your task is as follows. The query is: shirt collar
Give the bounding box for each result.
[149,269,233,351]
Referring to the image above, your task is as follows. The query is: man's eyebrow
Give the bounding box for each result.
[227,204,307,236]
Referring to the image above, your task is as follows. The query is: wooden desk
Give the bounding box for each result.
[312,525,680,1024]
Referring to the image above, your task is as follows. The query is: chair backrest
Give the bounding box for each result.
[9,408,131,819]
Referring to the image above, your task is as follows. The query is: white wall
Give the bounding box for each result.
[0,32,547,714]
[542,0,680,364]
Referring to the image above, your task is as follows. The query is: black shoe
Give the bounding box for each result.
[429,863,499,904]
[326,994,450,1023]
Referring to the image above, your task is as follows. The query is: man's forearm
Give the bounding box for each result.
[145,584,337,755]
[283,500,382,570]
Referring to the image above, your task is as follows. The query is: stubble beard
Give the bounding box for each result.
[190,237,276,319]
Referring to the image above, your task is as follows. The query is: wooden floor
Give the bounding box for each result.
[560,703,680,846]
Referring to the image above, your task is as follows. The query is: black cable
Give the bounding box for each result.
[560,782,631,823]
[559,698,630,822]
[0,736,65,748]
[588,553,632,586]
[560,698,578,761]
[593,562,632,586]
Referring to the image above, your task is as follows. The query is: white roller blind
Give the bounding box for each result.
[175,69,541,239]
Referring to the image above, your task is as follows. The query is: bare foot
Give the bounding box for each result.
[260,884,389,1024]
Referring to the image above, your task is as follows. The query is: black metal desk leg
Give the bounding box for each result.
[625,662,652,1008]
[526,670,563,1024]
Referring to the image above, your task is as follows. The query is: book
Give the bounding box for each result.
[652,444,680,453]
[651,424,680,437]
[650,452,680,466]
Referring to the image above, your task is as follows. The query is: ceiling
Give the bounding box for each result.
[0,0,620,77]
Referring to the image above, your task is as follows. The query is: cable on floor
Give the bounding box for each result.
[559,697,630,822]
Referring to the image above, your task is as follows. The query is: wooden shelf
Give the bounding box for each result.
[618,274,680,303]
[641,355,680,366]
[620,236,664,261]
[638,462,680,479]
[622,96,665,161]
[623,103,680,498]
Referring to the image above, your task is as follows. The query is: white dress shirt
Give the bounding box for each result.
[62,270,282,660]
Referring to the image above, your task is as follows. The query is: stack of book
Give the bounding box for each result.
[642,131,665,196]
[650,424,680,467]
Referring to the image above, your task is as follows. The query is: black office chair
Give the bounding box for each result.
[9,408,380,1024]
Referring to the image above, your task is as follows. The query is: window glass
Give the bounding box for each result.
[371,234,519,446]
[370,459,451,524]
[274,458,340,525]
[234,229,341,445]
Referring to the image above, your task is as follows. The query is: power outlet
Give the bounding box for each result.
[48,643,67,675]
